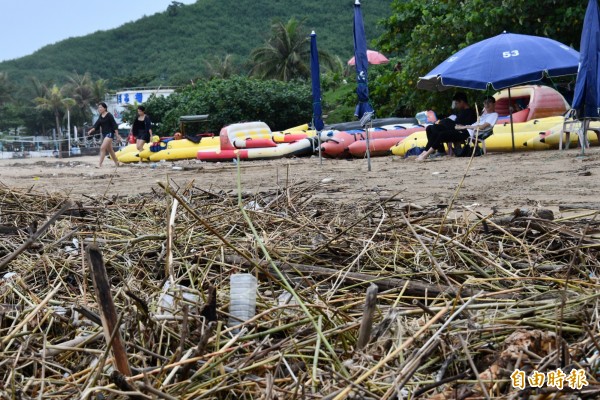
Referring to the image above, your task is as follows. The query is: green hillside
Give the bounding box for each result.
[0,0,391,89]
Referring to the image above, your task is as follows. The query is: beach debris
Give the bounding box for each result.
[0,183,599,399]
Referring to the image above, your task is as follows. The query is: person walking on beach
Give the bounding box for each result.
[130,105,152,156]
[87,102,122,168]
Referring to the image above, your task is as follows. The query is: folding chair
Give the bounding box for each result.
[471,128,494,154]
[561,109,600,151]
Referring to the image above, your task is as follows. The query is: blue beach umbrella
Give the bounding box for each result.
[353,0,374,119]
[572,0,600,119]
[310,31,324,164]
[417,31,579,150]
[418,32,580,91]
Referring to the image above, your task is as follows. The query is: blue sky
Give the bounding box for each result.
[0,0,196,62]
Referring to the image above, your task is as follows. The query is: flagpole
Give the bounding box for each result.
[318,129,322,166]
[508,87,515,152]
[366,123,371,171]
[67,108,71,156]
[360,111,373,171]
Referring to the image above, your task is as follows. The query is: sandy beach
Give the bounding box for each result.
[1,149,599,214]
[2,148,600,399]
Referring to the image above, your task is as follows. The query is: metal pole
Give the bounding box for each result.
[366,121,372,171]
[52,128,57,152]
[83,123,88,147]
[580,118,590,156]
[508,87,515,152]
[67,109,71,156]
[317,129,322,166]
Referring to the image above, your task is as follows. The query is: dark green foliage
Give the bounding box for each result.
[0,72,12,106]
[0,0,390,90]
[138,76,312,134]
[250,18,336,82]
[321,82,356,123]
[0,104,23,132]
[322,62,400,121]
[375,0,586,115]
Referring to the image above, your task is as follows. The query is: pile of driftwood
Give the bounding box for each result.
[1,178,600,399]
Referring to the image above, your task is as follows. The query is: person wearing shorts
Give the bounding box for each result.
[130,106,152,155]
[87,102,122,168]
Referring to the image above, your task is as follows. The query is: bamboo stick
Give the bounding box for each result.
[86,245,132,376]
[356,284,378,350]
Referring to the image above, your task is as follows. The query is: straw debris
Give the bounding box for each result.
[1,180,599,399]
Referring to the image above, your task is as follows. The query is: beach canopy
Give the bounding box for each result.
[417,32,580,92]
[348,50,389,66]
[572,0,600,118]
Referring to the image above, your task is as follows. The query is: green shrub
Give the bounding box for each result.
[141,77,312,134]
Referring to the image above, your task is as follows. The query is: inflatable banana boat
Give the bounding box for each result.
[116,134,220,163]
[116,123,314,163]
[534,120,600,148]
[320,126,426,158]
[197,122,316,162]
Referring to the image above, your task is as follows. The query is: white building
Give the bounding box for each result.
[104,87,177,123]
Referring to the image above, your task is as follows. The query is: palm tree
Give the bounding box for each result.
[26,77,57,135]
[29,77,52,99]
[66,72,94,123]
[34,85,76,157]
[250,18,310,81]
[204,54,238,79]
[91,78,109,105]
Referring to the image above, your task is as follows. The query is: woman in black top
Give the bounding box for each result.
[416,92,477,161]
[130,105,152,155]
[87,102,122,167]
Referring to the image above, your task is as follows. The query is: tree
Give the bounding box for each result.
[0,0,390,99]
[0,103,23,132]
[204,54,239,79]
[250,18,335,81]
[25,77,56,135]
[66,72,94,124]
[167,1,183,16]
[34,85,76,157]
[29,77,53,99]
[140,76,312,133]
[91,78,109,106]
[0,72,12,106]
[375,0,587,116]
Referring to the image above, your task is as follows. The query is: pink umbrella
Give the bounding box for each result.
[348,49,389,66]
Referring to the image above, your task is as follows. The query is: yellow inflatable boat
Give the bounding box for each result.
[392,116,564,156]
[392,85,569,156]
[115,123,315,163]
[116,136,221,163]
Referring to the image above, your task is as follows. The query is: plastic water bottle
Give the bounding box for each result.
[228,273,257,332]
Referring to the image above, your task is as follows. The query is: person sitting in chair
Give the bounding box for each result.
[416,92,477,161]
[455,96,498,149]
